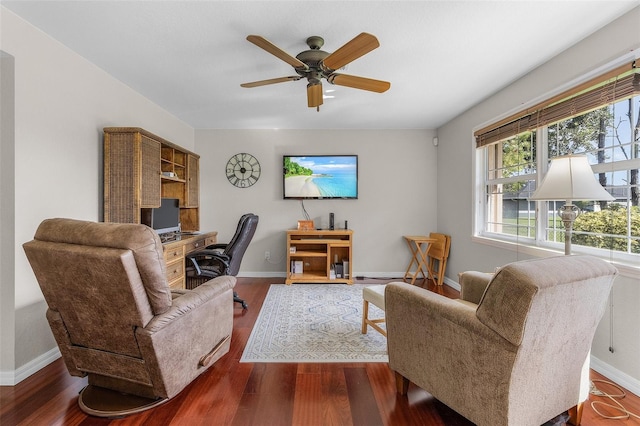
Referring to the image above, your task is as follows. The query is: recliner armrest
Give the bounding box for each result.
[143,276,236,333]
[458,271,493,304]
[135,275,236,398]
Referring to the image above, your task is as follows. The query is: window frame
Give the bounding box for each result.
[473,61,640,277]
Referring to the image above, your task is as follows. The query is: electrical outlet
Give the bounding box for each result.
[264,251,270,261]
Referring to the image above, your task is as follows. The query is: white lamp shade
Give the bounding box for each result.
[530,155,615,201]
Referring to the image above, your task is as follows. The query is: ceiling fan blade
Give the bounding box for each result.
[246,35,309,70]
[322,33,380,71]
[307,83,323,108]
[328,74,390,93]
[241,76,300,88]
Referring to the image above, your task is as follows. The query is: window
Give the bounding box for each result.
[476,64,640,261]
[485,132,537,240]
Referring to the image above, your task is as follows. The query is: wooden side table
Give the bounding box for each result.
[403,235,436,285]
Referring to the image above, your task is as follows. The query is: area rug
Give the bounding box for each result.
[240,284,388,363]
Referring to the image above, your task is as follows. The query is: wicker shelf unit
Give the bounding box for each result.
[103,127,200,232]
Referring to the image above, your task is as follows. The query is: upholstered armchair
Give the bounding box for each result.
[23,218,236,417]
[386,255,617,426]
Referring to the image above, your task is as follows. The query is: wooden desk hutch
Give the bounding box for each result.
[103,127,214,289]
[103,127,200,231]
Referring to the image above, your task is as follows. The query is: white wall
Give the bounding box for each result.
[1,51,16,378]
[195,129,437,277]
[436,6,640,392]
[0,7,194,384]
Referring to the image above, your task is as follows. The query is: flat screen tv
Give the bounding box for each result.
[283,155,358,199]
[143,198,180,235]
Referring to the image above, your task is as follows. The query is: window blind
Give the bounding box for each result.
[475,61,639,148]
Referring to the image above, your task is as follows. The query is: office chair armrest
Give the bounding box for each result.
[186,251,231,277]
[205,243,227,251]
[188,249,229,260]
[186,255,203,276]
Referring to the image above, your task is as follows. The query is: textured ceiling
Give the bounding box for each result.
[3,1,639,129]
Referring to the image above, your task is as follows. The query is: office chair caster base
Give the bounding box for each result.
[78,385,168,418]
[234,292,248,309]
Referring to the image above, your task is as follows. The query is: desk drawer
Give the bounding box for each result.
[169,276,185,290]
[185,238,208,254]
[164,246,184,263]
[165,259,184,282]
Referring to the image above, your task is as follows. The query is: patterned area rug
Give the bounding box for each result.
[241,284,388,363]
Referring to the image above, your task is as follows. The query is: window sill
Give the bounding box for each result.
[472,235,639,279]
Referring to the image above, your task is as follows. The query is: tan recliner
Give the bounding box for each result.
[23,218,236,417]
[386,255,617,426]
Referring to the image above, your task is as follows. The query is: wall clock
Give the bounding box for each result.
[226,153,261,188]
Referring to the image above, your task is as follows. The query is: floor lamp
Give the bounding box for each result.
[530,155,614,255]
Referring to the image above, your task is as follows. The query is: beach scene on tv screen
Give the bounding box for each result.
[284,156,357,198]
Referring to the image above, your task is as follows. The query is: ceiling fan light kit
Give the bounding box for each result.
[307,82,323,109]
[241,33,390,111]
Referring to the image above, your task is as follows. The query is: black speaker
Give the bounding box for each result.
[329,213,334,230]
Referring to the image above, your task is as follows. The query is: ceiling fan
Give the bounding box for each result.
[240,33,391,111]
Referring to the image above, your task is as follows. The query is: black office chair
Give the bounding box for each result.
[186,214,258,309]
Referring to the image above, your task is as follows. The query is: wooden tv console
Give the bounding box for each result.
[286,229,353,285]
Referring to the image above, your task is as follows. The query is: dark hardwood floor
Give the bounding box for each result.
[2,277,639,425]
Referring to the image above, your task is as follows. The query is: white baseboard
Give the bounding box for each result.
[0,347,60,386]
[444,275,460,291]
[241,271,462,288]
[241,272,414,281]
[0,369,14,386]
[591,355,640,397]
[237,272,286,278]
